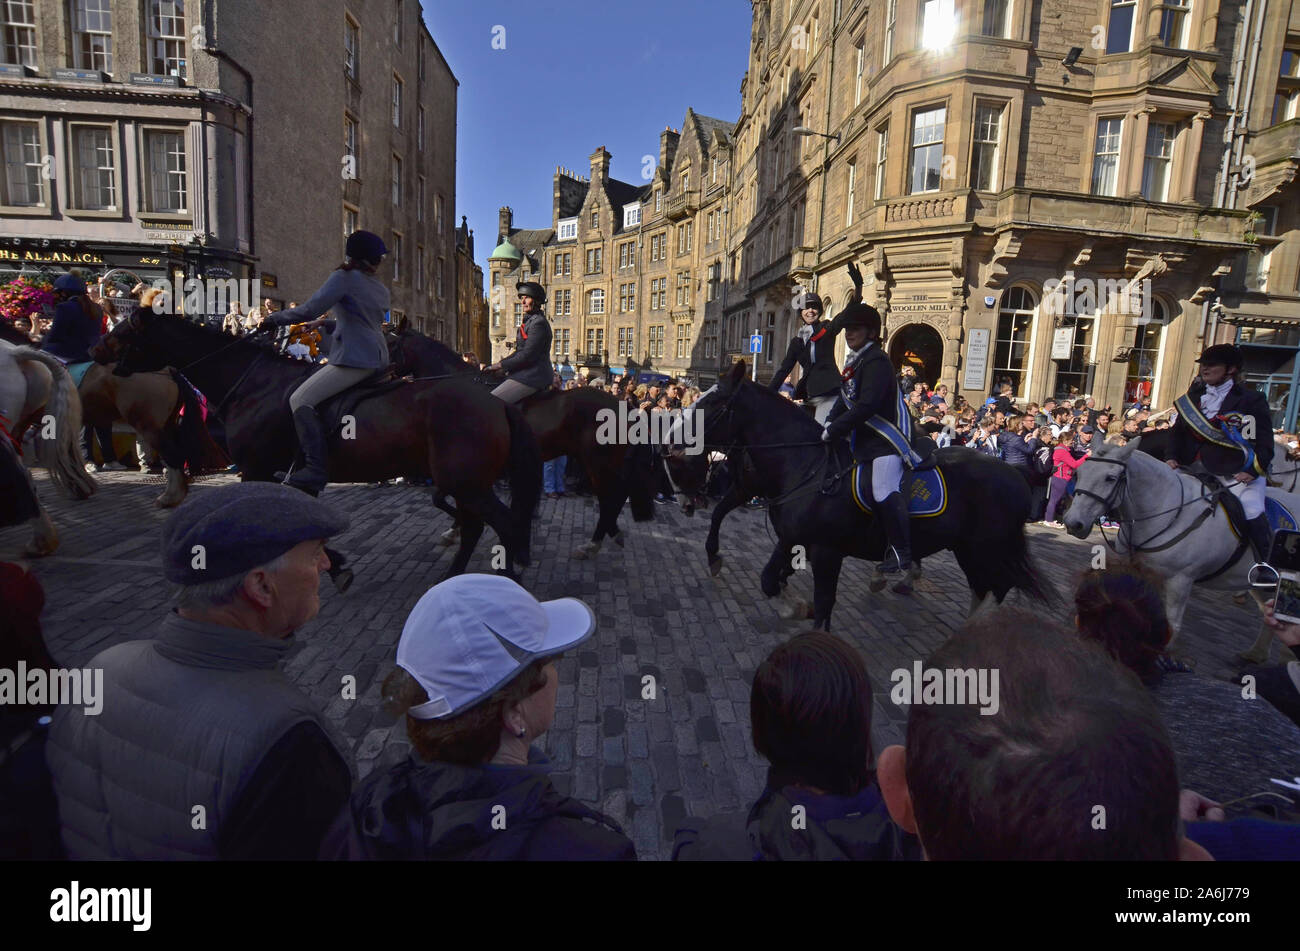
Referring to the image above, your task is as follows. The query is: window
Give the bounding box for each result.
[1126,304,1165,404]
[1106,0,1135,54]
[345,16,358,78]
[344,114,357,176]
[418,106,425,151]
[706,262,720,302]
[1054,315,1096,398]
[874,125,889,200]
[845,159,857,225]
[391,154,402,206]
[416,245,424,290]
[417,176,425,221]
[676,272,691,307]
[1,120,43,206]
[435,195,444,233]
[854,43,865,106]
[1,0,35,67]
[394,0,403,47]
[790,201,804,246]
[586,247,603,273]
[1274,90,1300,124]
[144,129,187,212]
[994,286,1035,395]
[553,328,571,358]
[681,170,690,191]
[649,326,665,358]
[1273,49,1300,125]
[590,211,599,229]
[654,190,663,213]
[344,204,358,243]
[617,326,632,358]
[1157,0,1191,48]
[72,125,116,210]
[883,0,896,66]
[650,233,666,261]
[919,0,957,49]
[619,282,636,312]
[392,232,403,283]
[73,0,113,72]
[981,0,1009,38]
[588,289,605,314]
[650,277,666,310]
[436,257,445,298]
[147,1,187,77]
[970,103,1003,191]
[392,75,403,127]
[711,156,720,185]
[513,303,522,327]
[623,205,641,228]
[1091,117,1123,196]
[677,222,693,254]
[909,106,946,194]
[1141,121,1176,202]
[559,289,574,316]
[619,241,635,268]
[586,328,604,357]
[558,217,577,241]
[677,324,689,359]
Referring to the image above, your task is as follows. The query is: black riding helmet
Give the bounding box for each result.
[838,301,882,340]
[1195,343,1244,370]
[516,281,547,305]
[793,292,823,314]
[345,230,388,266]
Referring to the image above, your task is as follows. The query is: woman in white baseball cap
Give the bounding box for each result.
[322,574,635,860]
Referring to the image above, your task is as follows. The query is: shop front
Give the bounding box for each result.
[1233,321,1300,433]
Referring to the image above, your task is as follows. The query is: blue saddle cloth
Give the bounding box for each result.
[851,465,947,518]
[1266,496,1298,534]
[66,361,93,389]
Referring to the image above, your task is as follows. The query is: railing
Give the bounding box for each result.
[665,190,699,220]
[884,195,957,222]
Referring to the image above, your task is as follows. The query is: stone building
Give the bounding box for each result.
[454,215,488,360]
[722,0,1300,426]
[486,113,736,384]
[0,0,459,340]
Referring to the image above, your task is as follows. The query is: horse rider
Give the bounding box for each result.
[260,230,391,494]
[821,300,936,585]
[41,274,103,367]
[484,281,553,404]
[1167,343,1275,564]
[769,263,868,426]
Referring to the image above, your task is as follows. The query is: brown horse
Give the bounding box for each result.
[95,310,541,579]
[79,363,225,507]
[389,330,657,557]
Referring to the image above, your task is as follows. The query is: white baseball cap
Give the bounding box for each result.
[396,574,596,720]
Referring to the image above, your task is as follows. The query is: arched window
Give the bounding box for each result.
[1125,299,1166,405]
[994,286,1036,395]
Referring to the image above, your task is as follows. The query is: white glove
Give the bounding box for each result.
[821,428,832,443]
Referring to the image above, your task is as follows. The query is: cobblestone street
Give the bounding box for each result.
[3,470,1287,860]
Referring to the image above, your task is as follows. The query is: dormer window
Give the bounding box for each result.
[655,190,663,212]
[681,170,690,191]
[623,204,641,228]
[557,217,577,241]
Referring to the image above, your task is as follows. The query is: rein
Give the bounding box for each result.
[1082,456,1230,554]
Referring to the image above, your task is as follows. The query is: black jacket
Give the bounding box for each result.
[672,780,920,861]
[322,748,636,861]
[500,311,554,391]
[1170,379,1274,476]
[825,344,935,465]
[41,298,101,364]
[769,308,852,400]
[1001,429,1040,470]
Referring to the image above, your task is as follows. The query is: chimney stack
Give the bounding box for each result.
[497,206,513,242]
[659,127,680,174]
[589,146,611,185]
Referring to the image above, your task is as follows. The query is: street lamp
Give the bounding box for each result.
[793,126,841,144]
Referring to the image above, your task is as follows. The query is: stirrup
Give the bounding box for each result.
[1247,561,1280,589]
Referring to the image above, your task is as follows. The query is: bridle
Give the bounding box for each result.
[1078,455,1230,554]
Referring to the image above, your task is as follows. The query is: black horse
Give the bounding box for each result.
[670,362,1052,629]
[95,310,542,580]
[389,329,657,557]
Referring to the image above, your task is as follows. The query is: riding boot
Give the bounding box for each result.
[284,406,329,495]
[877,491,914,573]
[1246,514,1274,565]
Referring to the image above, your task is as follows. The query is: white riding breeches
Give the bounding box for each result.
[1229,474,1266,520]
[871,454,904,503]
[807,394,836,426]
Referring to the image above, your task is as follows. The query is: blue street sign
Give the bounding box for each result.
[749,334,763,354]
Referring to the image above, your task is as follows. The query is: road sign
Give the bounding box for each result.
[749,334,762,354]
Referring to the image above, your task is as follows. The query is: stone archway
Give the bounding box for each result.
[888,323,944,387]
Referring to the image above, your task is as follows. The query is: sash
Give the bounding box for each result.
[1173,392,1264,476]
[845,379,923,468]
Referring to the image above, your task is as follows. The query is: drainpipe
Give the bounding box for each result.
[812,18,837,295]
[1215,0,1253,210]
[203,0,255,266]
[1229,0,1269,212]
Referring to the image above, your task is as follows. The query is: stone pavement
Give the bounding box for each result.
[2,470,1288,860]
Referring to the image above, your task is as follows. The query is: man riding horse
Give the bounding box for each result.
[820,296,935,587]
[261,230,391,494]
[1166,343,1275,564]
[485,281,553,404]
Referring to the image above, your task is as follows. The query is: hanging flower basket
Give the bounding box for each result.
[0,276,55,323]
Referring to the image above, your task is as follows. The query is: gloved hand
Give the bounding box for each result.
[821,427,832,443]
[847,261,863,290]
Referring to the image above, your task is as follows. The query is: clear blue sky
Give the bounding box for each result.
[420,1,753,279]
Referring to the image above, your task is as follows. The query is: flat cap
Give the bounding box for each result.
[161,483,349,584]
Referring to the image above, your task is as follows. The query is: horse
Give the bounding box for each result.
[0,337,98,555]
[1063,436,1300,651]
[95,310,542,579]
[388,329,657,558]
[676,361,1052,629]
[78,363,226,507]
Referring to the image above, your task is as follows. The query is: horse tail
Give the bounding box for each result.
[1001,525,1058,605]
[162,369,210,475]
[503,401,541,566]
[15,348,96,499]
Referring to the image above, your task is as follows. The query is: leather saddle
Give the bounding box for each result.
[315,367,406,432]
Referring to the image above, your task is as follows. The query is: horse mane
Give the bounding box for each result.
[738,380,824,434]
[142,309,306,366]
[395,330,470,373]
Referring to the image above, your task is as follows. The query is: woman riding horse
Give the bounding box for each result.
[485,281,553,404]
[261,230,391,494]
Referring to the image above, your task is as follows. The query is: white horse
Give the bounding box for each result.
[1268,436,1300,493]
[1064,437,1300,655]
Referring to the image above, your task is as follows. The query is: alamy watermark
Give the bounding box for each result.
[595,403,704,455]
[0,662,102,715]
[148,277,261,316]
[1042,271,1156,326]
[890,661,1000,715]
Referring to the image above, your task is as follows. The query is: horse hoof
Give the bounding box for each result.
[891,581,914,596]
[438,528,458,547]
[24,541,57,558]
[1237,648,1270,666]
[868,576,887,593]
[614,533,626,548]
[154,494,183,509]
[708,557,722,577]
[330,569,354,594]
[1232,591,1248,605]
[573,543,599,560]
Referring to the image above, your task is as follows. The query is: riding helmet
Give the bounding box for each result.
[345,230,389,265]
[793,292,824,314]
[1195,343,1244,370]
[837,301,882,338]
[516,281,547,305]
[53,273,87,295]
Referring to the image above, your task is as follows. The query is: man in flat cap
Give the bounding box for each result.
[46,483,354,860]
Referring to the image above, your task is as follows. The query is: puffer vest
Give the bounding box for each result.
[44,612,345,860]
